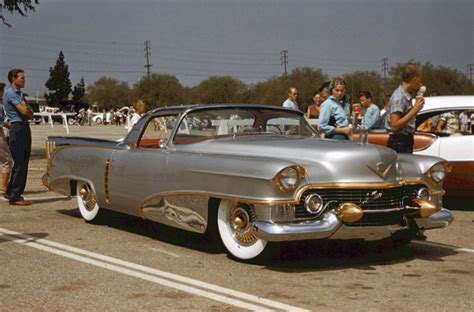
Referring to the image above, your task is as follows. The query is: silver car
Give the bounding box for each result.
[43,104,453,261]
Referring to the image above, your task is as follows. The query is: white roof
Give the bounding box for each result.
[421,96,474,114]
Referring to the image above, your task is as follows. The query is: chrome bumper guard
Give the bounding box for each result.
[252,208,453,242]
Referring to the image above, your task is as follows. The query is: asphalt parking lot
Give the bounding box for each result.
[0,123,473,311]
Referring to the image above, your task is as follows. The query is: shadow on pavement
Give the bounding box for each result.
[57,208,225,255]
[57,207,460,268]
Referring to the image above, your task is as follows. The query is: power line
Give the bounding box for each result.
[144,40,153,79]
[467,64,474,84]
[280,50,288,76]
[381,57,389,95]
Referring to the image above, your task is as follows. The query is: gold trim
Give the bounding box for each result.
[367,163,392,179]
[273,165,306,193]
[138,180,431,210]
[104,159,111,204]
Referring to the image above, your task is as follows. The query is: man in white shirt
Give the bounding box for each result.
[282,87,300,111]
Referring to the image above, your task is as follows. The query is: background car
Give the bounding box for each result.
[352,96,473,196]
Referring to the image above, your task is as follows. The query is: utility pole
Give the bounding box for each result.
[280,50,288,76]
[381,58,388,95]
[467,64,474,84]
[144,40,153,79]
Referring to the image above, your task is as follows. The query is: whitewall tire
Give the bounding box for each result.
[76,182,100,221]
[217,200,267,260]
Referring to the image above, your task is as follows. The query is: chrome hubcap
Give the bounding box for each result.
[79,184,97,211]
[229,204,257,245]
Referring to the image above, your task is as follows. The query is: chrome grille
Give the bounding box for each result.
[296,185,424,226]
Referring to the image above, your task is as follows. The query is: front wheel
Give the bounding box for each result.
[217,200,267,260]
[76,182,100,221]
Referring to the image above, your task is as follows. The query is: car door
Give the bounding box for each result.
[107,114,179,216]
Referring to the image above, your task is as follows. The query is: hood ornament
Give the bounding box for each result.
[367,162,392,179]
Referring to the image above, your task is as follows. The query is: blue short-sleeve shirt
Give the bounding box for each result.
[3,86,25,123]
[318,96,350,136]
[384,85,415,133]
[362,103,381,129]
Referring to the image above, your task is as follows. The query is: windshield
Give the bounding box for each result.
[174,107,317,144]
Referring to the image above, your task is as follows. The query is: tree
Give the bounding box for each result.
[1,0,39,27]
[72,77,86,101]
[343,71,383,105]
[250,67,327,110]
[388,61,474,96]
[194,76,247,104]
[45,51,72,106]
[132,73,184,108]
[86,77,131,110]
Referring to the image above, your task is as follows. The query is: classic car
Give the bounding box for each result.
[352,96,474,196]
[43,104,453,261]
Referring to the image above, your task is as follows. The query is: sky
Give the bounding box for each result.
[0,0,473,96]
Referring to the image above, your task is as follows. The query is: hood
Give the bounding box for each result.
[189,135,402,183]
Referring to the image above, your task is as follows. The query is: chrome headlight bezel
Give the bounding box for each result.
[428,162,448,184]
[274,165,305,193]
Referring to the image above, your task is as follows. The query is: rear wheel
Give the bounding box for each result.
[95,117,103,125]
[217,200,267,260]
[76,182,100,221]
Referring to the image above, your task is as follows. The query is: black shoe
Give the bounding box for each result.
[414,232,427,241]
[3,193,10,200]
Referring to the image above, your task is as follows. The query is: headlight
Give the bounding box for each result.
[274,165,305,192]
[305,194,324,215]
[416,188,431,201]
[429,162,446,183]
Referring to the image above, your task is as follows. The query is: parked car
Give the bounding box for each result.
[352,96,473,196]
[43,104,453,261]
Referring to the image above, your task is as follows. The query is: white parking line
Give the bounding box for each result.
[0,228,309,312]
[150,247,181,258]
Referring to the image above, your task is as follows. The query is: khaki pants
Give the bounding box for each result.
[0,127,12,174]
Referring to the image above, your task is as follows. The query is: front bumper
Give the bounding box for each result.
[252,208,453,242]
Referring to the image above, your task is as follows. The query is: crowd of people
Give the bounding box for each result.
[282,64,432,153]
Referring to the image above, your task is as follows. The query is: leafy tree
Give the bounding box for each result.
[250,67,327,110]
[388,61,474,96]
[132,73,184,108]
[194,76,247,104]
[72,77,86,101]
[1,0,39,27]
[343,71,383,106]
[86,76,131,110]
[45,51,72,106]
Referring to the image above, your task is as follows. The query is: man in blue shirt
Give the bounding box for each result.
[2,69,34,205]
[384,64,424,153]
[358,91,381,129]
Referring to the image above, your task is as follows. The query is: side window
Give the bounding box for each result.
[138,115,178,148]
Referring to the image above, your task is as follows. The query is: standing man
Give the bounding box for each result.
[358,91,381,129]
[385,64,424,153]
[282,87,300,111]
[3,69,34,205]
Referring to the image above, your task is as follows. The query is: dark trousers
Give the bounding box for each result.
[7,123,31,201]
[387,132,414,153]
